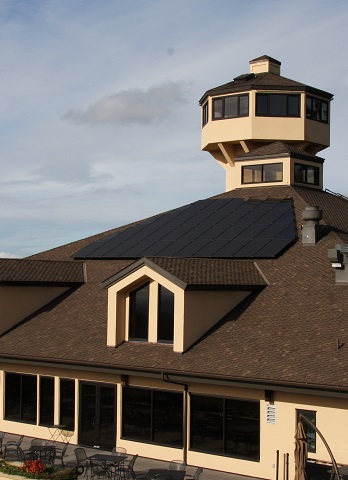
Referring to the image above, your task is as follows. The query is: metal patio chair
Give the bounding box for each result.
[3,434,24,460]
[74,447,89,476]
[55,442,69,467]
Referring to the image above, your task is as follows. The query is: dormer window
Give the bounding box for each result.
[129,283,149,341]
[242,163,283,184]
[158,285,174,343]
[256,93,300,117]
[294,163,320,186]
[213,94,249,120]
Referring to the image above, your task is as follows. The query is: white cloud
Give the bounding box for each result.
[0,252,18,258]
[63,81,191,126]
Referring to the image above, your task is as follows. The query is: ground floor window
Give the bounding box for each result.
[39,376,55,426]
[4,372,37,423]
[60,378,75,430]
[297,409,316,453]
[122,386,183,447]
[190,394,260,461]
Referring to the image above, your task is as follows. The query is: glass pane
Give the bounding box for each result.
[99,386,116,450]
[288,95,300,116]
[224,96,238,118]
[122,387,151,441]
[297,409,316,453]
[306,97,312,118]
[5,373,21,421]
[129,283,149,341]
[40,377,55,426]
[202,103,209,126]
[263,163,283,182]
[80,383,97,446]
[153,390,183,447]
[158,285,174,343]
[239,95,249,116]
[256,94,268,116]
[294,164,306,183]
[225,399,260,461]
[190,395,223,454]
[312,98,320,120]
[60,378,75,430]
[269,94,287,116]
[242,165,262,184]
[213,98,223,119]
[22,374,37,423]
[321,101,328,122]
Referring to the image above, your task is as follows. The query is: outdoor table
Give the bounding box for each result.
[147,469,186,480]
[87,454,127,479]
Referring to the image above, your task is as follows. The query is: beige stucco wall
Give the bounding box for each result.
[1,361,348,480]
[0,285,70,335]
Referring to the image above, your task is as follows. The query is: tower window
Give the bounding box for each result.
[202,102,209,126]
[213,94,249,120]
[306,96,329,123]
[242,163,283,184]
[294,163,320,186]
[256,93,300,117]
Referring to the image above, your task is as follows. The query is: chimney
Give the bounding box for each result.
[249,55,281,75]
[301,206,323,245]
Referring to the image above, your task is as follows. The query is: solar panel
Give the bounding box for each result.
[73,198,297,259]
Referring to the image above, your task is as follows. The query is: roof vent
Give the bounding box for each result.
[301,206,323,245]
[249,55,281,75]
[328,244,348,284]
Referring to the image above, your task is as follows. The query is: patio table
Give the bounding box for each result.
[87,454,127,479]
[147,469,186,480]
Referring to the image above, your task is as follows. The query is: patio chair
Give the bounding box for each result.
[55,442,69,467]
[40,445,56,466]
[186,467,203,480]
[117,454,138,479]
[89,459,110,480]
[0,431,5,457]
[3,435,24,460]
[74,448,89,476]
[112,446,127,454]
[169,460,186,471]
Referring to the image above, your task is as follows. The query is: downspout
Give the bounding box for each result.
[162,372,188,464]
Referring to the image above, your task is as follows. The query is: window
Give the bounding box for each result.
[213,94,249,120]
[40,376,55,426]
[256,93,300,117]
[129,283,149,341]
[5,372,37,423]
[60,378,75,430]
[306,96,329,123]
[122,387,183,447]
[202,102,209,126]
[242,163,283,184]
[190,394,260,461]
[297,409,316,453]
[158,285,174,343]
[294,163,320,186]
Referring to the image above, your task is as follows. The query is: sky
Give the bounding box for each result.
[1,0,348,258]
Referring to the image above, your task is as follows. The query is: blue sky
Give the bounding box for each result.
[1,0,348,258]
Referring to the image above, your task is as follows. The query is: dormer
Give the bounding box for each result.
[0,258,85,335]
[199,55,333,191]
[103,257,266,353]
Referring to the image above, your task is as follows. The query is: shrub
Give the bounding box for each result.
[0,460,78,480]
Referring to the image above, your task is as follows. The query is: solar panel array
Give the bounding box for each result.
[73,198,297,259]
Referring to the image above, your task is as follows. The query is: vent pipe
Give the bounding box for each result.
[301,206,323,245]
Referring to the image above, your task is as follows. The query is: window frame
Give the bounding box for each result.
[212,94,249,120]
[129,283,150,342]
[190,393,260,461]
[202,102,209,127]
[59,378,75,431]
[306,95,329,123]
[256,93,301,117]
[157,285,174,344]
[294,163,320,186]
[296,409,317,453]
[122,386,183,448]
[39,376,55,426]
[4,372,37,424]
[242,163,283,184]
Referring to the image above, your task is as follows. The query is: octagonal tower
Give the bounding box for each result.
[200,55,333,191]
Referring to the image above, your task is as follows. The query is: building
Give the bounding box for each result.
[1,55,348,479]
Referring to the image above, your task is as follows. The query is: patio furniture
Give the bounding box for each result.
[75,447,90,475]
[169,461,186,471]
[186,468,203,480]
[147,469,185,480]
[112,447,127,454]
[3,435,24,460]
[87,453,127,480]
[39,445,56,465]
[0,431,5,457]
[117,454,138,479]
[55,442,69,467]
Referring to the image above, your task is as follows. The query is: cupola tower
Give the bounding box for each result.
[200,55,333,191]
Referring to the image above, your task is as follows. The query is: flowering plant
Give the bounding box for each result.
[21,459,46,475]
